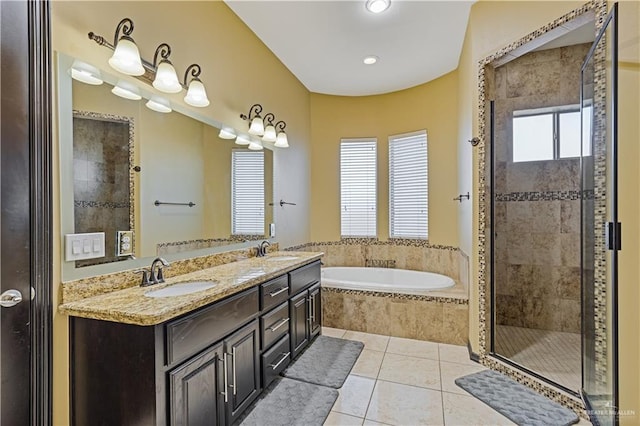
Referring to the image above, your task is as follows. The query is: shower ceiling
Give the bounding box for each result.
[225,0,474,96]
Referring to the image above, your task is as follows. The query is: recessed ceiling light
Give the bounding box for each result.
[363,56,378,65]
[365,0,390,14]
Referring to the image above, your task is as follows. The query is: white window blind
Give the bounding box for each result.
[340,139,377,237]
[232,150,264,235]
[389,130,428,239]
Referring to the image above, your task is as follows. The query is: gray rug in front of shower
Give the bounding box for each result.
[238,377,337,426]
[455,370,579,426]
[282,335,364,388]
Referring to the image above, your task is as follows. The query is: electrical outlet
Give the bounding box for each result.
[116,230,134,256]
[269,223,276,237]
[65,232,105,261]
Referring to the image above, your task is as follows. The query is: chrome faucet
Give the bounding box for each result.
[257,240,271,257]
[150,257,171,284]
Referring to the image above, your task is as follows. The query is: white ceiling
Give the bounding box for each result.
[225,0,474,96]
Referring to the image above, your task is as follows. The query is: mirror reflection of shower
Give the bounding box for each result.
[490,18,595,393]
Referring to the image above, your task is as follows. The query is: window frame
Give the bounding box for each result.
[231,149,265,236]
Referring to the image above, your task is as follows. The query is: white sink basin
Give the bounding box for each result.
[266,256,300,261]
[145,281,217,298]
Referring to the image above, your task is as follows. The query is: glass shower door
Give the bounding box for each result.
[581,4,619,425]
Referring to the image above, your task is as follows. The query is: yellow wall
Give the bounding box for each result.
[459,0,640,422]
[309,71,459,247]
[52,2,310,424]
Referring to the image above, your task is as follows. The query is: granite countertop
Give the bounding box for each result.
[58,251,323,326]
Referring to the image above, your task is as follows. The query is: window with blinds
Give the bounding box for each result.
[389,130,428,239]
[340,139,377,238]
[232,150,264,235]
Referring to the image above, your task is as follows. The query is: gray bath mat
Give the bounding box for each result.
[238,377,337,426]
[282,335,364,388]
[455,370,579,426]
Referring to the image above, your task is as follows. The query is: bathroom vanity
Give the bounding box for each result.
[61,253,321,426]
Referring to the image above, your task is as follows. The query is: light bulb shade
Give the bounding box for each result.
[152,60,182,93]
[184,78,210,107]
[235,134,251,145]
[145,96,172,113]
[111,80,142,100]
[262,125,277,142]
[108,36,145,76]
[69,60,103,85]
[274,132,289,148]
[248,116,264,136]
[366,0,390,13]
[248,139,263,150]
[219,127,236,140]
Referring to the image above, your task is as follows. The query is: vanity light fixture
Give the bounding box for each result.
[183,64,210,107]
[248,138,264,151]
[240,104,265,136]
[145,96,172,113]
[105,18,145,76]
[365,0,391,13]
[274,121,289,148]
[111,80,142,100]
[152,43,182,93]
[218,127,237,140]
[262,113,277,143]
[89,18,211,107]
[235,134,251,145]
[69,60,104,85]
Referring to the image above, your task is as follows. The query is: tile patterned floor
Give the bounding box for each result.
[495,325,581,391]
[322,327,591,426]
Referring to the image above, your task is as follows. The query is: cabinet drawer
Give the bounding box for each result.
[166,287,259,366]
[260,275,289,311]
[290,261,321,295]
[260,302,290,350]
[261,335,291,389]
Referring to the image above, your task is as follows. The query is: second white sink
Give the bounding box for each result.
[145,281,217,298]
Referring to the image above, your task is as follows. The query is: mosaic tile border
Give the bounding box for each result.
[494,190,582,202]
[475,0,607,415]
[73,110,136,255]
[287,238,459,252]
[322,286,468,305]
[156,235,265,249]
[74,200,131,209]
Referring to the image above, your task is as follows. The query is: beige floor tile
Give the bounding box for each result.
[323,327,347,338]
[365,380,444,426]
[386,337,439,360]
[351,349,385,379]
[324,411,364,426]
[438,343,476,366]
[442,392,516,425]
[439,360,486,395]
[377,353,441,391]
[343,331,390,352]
[332,375,376,418]
[362,420,391,426]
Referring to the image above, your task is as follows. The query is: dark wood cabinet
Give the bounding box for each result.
[70,260,322,426]
[223,320,260,424]
[169,343,225,426]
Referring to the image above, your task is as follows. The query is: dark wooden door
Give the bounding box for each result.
[289,291,309,358]
[169,342,225,426]
[309,284,321,338]
[224,320,260,424]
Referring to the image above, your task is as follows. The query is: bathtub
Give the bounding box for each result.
[321,267,455,295]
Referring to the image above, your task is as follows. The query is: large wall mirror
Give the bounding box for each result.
[58,53,274,281]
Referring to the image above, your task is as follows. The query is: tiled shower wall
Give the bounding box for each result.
[73,116,131,267]
[493,44,590,333]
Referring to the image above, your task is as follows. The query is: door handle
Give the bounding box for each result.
[0,289,23,308]
[231,347,237,396]
[220,355,228,403]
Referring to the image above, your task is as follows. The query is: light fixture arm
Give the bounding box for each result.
[275,120,287,132]
[240,103,263,121]
[263,113,276,126]
[113,17,135,47]
[183,64,202,85]
[153,43,172,67]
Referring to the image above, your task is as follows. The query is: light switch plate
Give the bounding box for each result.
[116,230,134,256]
[269,223,276,238]
[65,232,105,261]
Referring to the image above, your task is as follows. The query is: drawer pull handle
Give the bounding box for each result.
[269,287,288,297]
[269,352,290,370]
[269,317,290,332]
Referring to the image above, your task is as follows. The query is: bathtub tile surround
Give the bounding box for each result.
[476,0,606,416]
[156,235,265,256]
[61,243,279,303]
